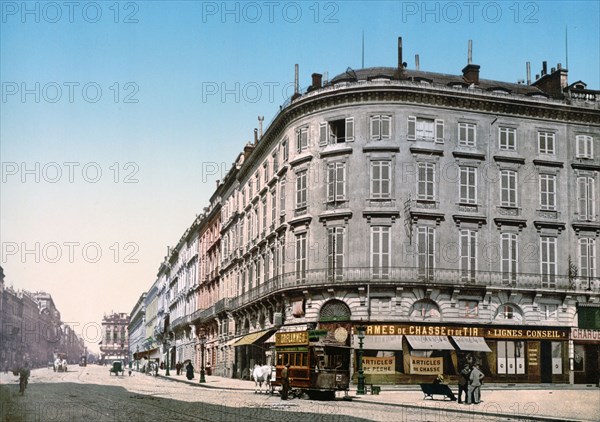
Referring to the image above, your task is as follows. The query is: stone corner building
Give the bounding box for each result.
[135,38,600,385]
[100,312,130,364]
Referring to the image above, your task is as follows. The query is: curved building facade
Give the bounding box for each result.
[158,40,600,385]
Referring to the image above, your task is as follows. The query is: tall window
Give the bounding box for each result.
[327,162,346,202]
[270,187,277,228]
[319,118,354,145]
[460,229,477,281]
[272,150,279,173]
[501,233,518,284]
[497,340,525,374]
[500,169,517,207]
[540,236,557,288]
[408,116,444,142]
[417,162,435,200]
[459,166,477,204]
[458,122,476,147]
[295,233,307,280]
[576,135,593,158]
[327,227,345,280]
[416,226,435,278]
[279,179,286,221]
[499,127,517,150]
[579,238,597,279]
[282,138,289,162]
[538,131,555,155]
[297,127,309,153]
[295,170,307,209]
[370,115,391,140]
[539,174,556,210]
[371,226,390,279]
[577,176,596,221]
[371,160,391,199]
[261,196,267,234]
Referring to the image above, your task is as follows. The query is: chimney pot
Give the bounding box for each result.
[415,54,420,71]
[526,61,531,85]
[542,61,547,76]
[557,63,562,69]
[536,74,539,80]
[254,128,258,144]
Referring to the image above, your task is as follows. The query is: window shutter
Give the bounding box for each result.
[345,117,354,142]
[435,119,444,143]
[407,116,416,140]
[381,116,391,139]
[319,123,328,146]
[336,163,345,200]
[370,116,380,140]
[327,164,335,202]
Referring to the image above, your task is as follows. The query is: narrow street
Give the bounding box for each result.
[0,366,571,422]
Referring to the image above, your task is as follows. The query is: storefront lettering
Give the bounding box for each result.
[571,328,600,342]
[364,324,482,337]
[363,357,395,374]
[409,356,443,374]
[486,328,566,339]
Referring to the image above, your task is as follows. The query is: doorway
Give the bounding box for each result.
[540,341,552,383]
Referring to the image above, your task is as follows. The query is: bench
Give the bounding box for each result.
[419,383,456,400]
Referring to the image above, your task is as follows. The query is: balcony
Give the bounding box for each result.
[365,198,396,208]
[228,267,599,310]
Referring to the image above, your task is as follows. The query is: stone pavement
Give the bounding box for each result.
[148,369,600,422]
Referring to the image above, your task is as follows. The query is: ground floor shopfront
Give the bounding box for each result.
[349,322,570,385]
[571,328,600,384]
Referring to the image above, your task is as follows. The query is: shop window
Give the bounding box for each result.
[551,342,562,374]
[497,340,525,374]
[573,344,585,372]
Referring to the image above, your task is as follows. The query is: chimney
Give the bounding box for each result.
[415,54,420,71]
[311,73,322,89]
[462,40,480,84]
[253,128,258,144]
[397,37,403,70]
[258,116,264,139]
[292,64,301,100]
[526,62,531,85]
[531,62,568,99]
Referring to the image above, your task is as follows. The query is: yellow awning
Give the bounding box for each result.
[233,329,276,347]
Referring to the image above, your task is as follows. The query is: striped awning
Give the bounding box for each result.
[233,329,276,347]
[452,336,492,352]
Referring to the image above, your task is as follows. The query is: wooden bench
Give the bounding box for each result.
[419,383,456,400]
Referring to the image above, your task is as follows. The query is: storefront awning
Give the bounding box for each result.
[353,335,403,350]
[263,332,278,344]
[406,335,454,350]
[133,348,159,360]
[233,329,276,347]
[225,337,239,347]
[451,336,492,352]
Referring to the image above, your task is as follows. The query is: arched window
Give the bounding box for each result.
[494,303,523,323]
[319,299,351,322]
[409,299,441,321]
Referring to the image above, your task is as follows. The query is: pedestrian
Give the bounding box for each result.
[18,361,31,395]
[467,363,485,405]
[457,363,471,404]
[281,363,290,400]
[186,361,194,380]
[176,362,181,375]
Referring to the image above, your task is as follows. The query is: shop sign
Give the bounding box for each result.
[409,356,443,374]
[363,357,395,374]
[363,324,568,340]
[276,331,308,346]
[528,343,539,366]
[571,328,600,342]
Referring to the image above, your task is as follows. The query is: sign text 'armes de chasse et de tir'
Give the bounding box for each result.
[363,324,568,340]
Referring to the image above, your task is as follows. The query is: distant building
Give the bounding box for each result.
[100,312,130,364]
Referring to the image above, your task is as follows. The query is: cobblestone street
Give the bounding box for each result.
[1,366,598,421]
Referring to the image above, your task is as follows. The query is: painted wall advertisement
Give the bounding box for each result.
[363,357,395,374]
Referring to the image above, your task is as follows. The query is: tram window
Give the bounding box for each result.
[277,354,283,365]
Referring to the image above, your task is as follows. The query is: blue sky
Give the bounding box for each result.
[1,1,598,351]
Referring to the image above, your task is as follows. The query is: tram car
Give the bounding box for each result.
[272,328,351,400]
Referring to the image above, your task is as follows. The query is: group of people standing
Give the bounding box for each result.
[175,361,195,380]
[457,363,485,404]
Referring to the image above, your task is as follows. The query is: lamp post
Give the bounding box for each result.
[164,338,170,376]
[199,333,207,383]
[136,346,139,371]
[356,324,366,395]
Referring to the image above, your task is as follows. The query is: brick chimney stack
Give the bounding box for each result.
[462,40,480,84]
[532,62,568,99]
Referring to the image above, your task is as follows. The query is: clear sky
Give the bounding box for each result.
[1,1,599,352]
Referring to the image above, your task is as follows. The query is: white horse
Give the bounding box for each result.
[252,364,272,394]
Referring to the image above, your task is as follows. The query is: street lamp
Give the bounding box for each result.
[356,324,366,395]
[136,346,139,371]
[164,338,170,376]
[199,333,207,383]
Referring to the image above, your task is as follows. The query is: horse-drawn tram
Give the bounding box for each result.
[273,329,351,400]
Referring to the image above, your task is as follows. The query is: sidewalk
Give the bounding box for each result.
[149,369,600,422]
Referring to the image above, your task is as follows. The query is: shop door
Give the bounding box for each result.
[585,345,599,384]
[540,341,552,383]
